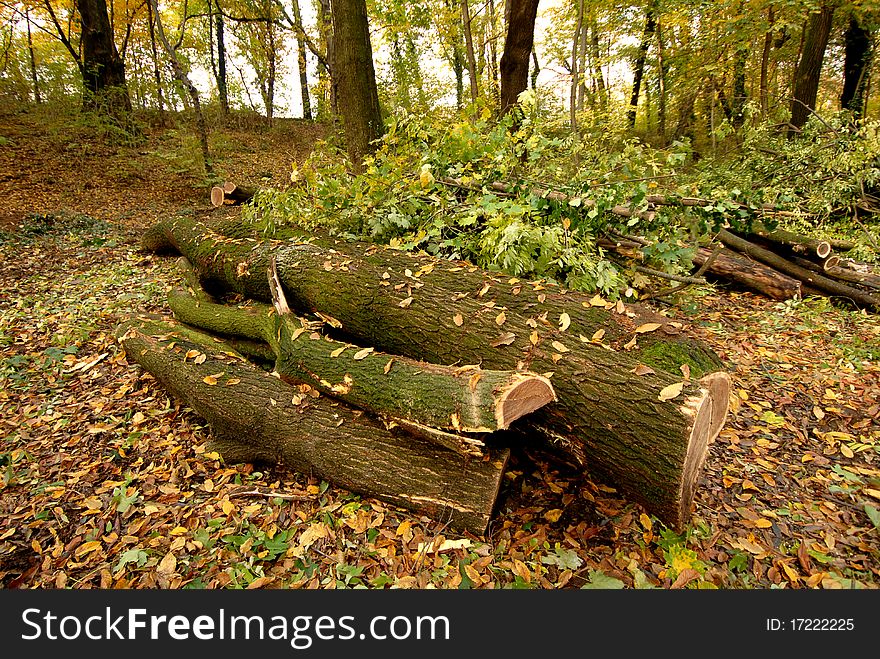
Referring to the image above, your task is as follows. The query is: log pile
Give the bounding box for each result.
[126,215,732,535]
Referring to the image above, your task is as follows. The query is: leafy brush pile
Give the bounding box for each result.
[242,106,879,298]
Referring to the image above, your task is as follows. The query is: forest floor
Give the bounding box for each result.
[1,107,878,590]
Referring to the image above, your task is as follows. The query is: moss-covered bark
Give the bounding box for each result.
[167,290,554,449]
[116,317,509,536]
[143,216,731,528]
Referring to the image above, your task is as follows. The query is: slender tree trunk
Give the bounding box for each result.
[291,0,312,120]
[732,46,747,128]
[499,0,540,114]
[760,6,774,116]
[25,8,41,104]
[529,49,539,90]
[570,0,583,133]
[75,0,131,114]
[461,0,479,105]
[487,0,499,106]
[841,14,873,117]
[266,22,276,122]
[577,9,588,110]
[789,3,835,134]
[147,0,212,173]
[330,0,384,169]
[656,18,666,138]
[317,0,335,118]
[145,0,164,113]
[590,11,606,113]
[628,5,657,128]
[215,0,229,115]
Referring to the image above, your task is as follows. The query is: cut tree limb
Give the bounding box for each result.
[691,245,802,300]
[143,216,731,529]
[166,288,555,444]
[116,316,510,536]
[717,229,880,311]
[210,182,256,207]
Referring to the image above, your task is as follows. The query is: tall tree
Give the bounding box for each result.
[211,0,230,114]
[461,0,479,105]
[789,3,835,133]
[499,0,539,115]
[840,13,874,118]
[75,0,132,112]
[291,0,312,119]
[628,3,657,128]
[25,6,40,103]
[330,0,384,169]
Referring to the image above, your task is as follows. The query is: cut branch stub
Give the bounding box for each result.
[116,317,509,535]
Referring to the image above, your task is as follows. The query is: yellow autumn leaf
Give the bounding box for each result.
[658,381,684,401]
[559,312,571,331]
[221,500,235,515]
[383,358,394,374]
[530,330,539,345]
[453,313,464,326]
[495,311,506,325]
[225,378,241,386]
[589,294,606,307]
[632,364,655,376]
[551,340,569,353]
[544,509,563,523]
[157,552,177,575]
[398,296,414,308]
[184,349,200,361]
[75,540,102,557]
[202,374,220,385]
[330,346,347,358]
[396,520,412,537]
[754,518,773,529]
[635,322,662,334]
[591,328,605,342]
[353,348,374,360]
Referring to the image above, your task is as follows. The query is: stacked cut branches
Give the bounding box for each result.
[131,215,732,533]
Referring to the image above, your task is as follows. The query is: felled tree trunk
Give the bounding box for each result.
[691,246,802,300]
[166,288,555,449]
[117,317,510,536]
[143,217,731,529]
[210,182,256,207]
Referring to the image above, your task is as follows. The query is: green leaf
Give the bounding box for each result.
[865,504,880,529]
[580,570,625,589]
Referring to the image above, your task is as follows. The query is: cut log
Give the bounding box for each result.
[210,181,257,207]
[821,258,880,290]
[143,216,731,529]
[742,222,835,259]
[717,229,880,311]
[600,234,802,301]
[116,317,510,536]
[166,287,556,448]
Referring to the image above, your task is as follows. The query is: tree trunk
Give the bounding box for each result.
[628,5,657,128]
[760,6,774,117]
[499,0,540,115]
[214,0,229,115]
[166,287,555,441]
[461,0,480,106]
[76,0,131,113]
[841,14,873,117]
[210,182,256,207]
[570,0,583,134]
[789,3,835,133]
[291,0,312,120]
[330,0,384,169]
[655,18,665,137]
[142,217,731,529]
[25,7,41,104]
[117,317,509,536]
[145,0,165,114]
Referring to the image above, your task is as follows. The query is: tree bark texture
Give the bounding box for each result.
[117,317,509,535]
[789,3,835,132]
[166,289,555,441]
[499,0,540,114]
[143,217,731,529]
[76,0,131,113]
[841,14,873,117]
[330,0,384,168]
[628,5,657,128]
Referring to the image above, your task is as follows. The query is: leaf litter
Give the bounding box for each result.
[0,115,877,590]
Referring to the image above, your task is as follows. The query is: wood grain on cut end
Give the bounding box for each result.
[676,386,715,529]
[495,374,556,429]
[210,186,225,207]
[700,371,731,444]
